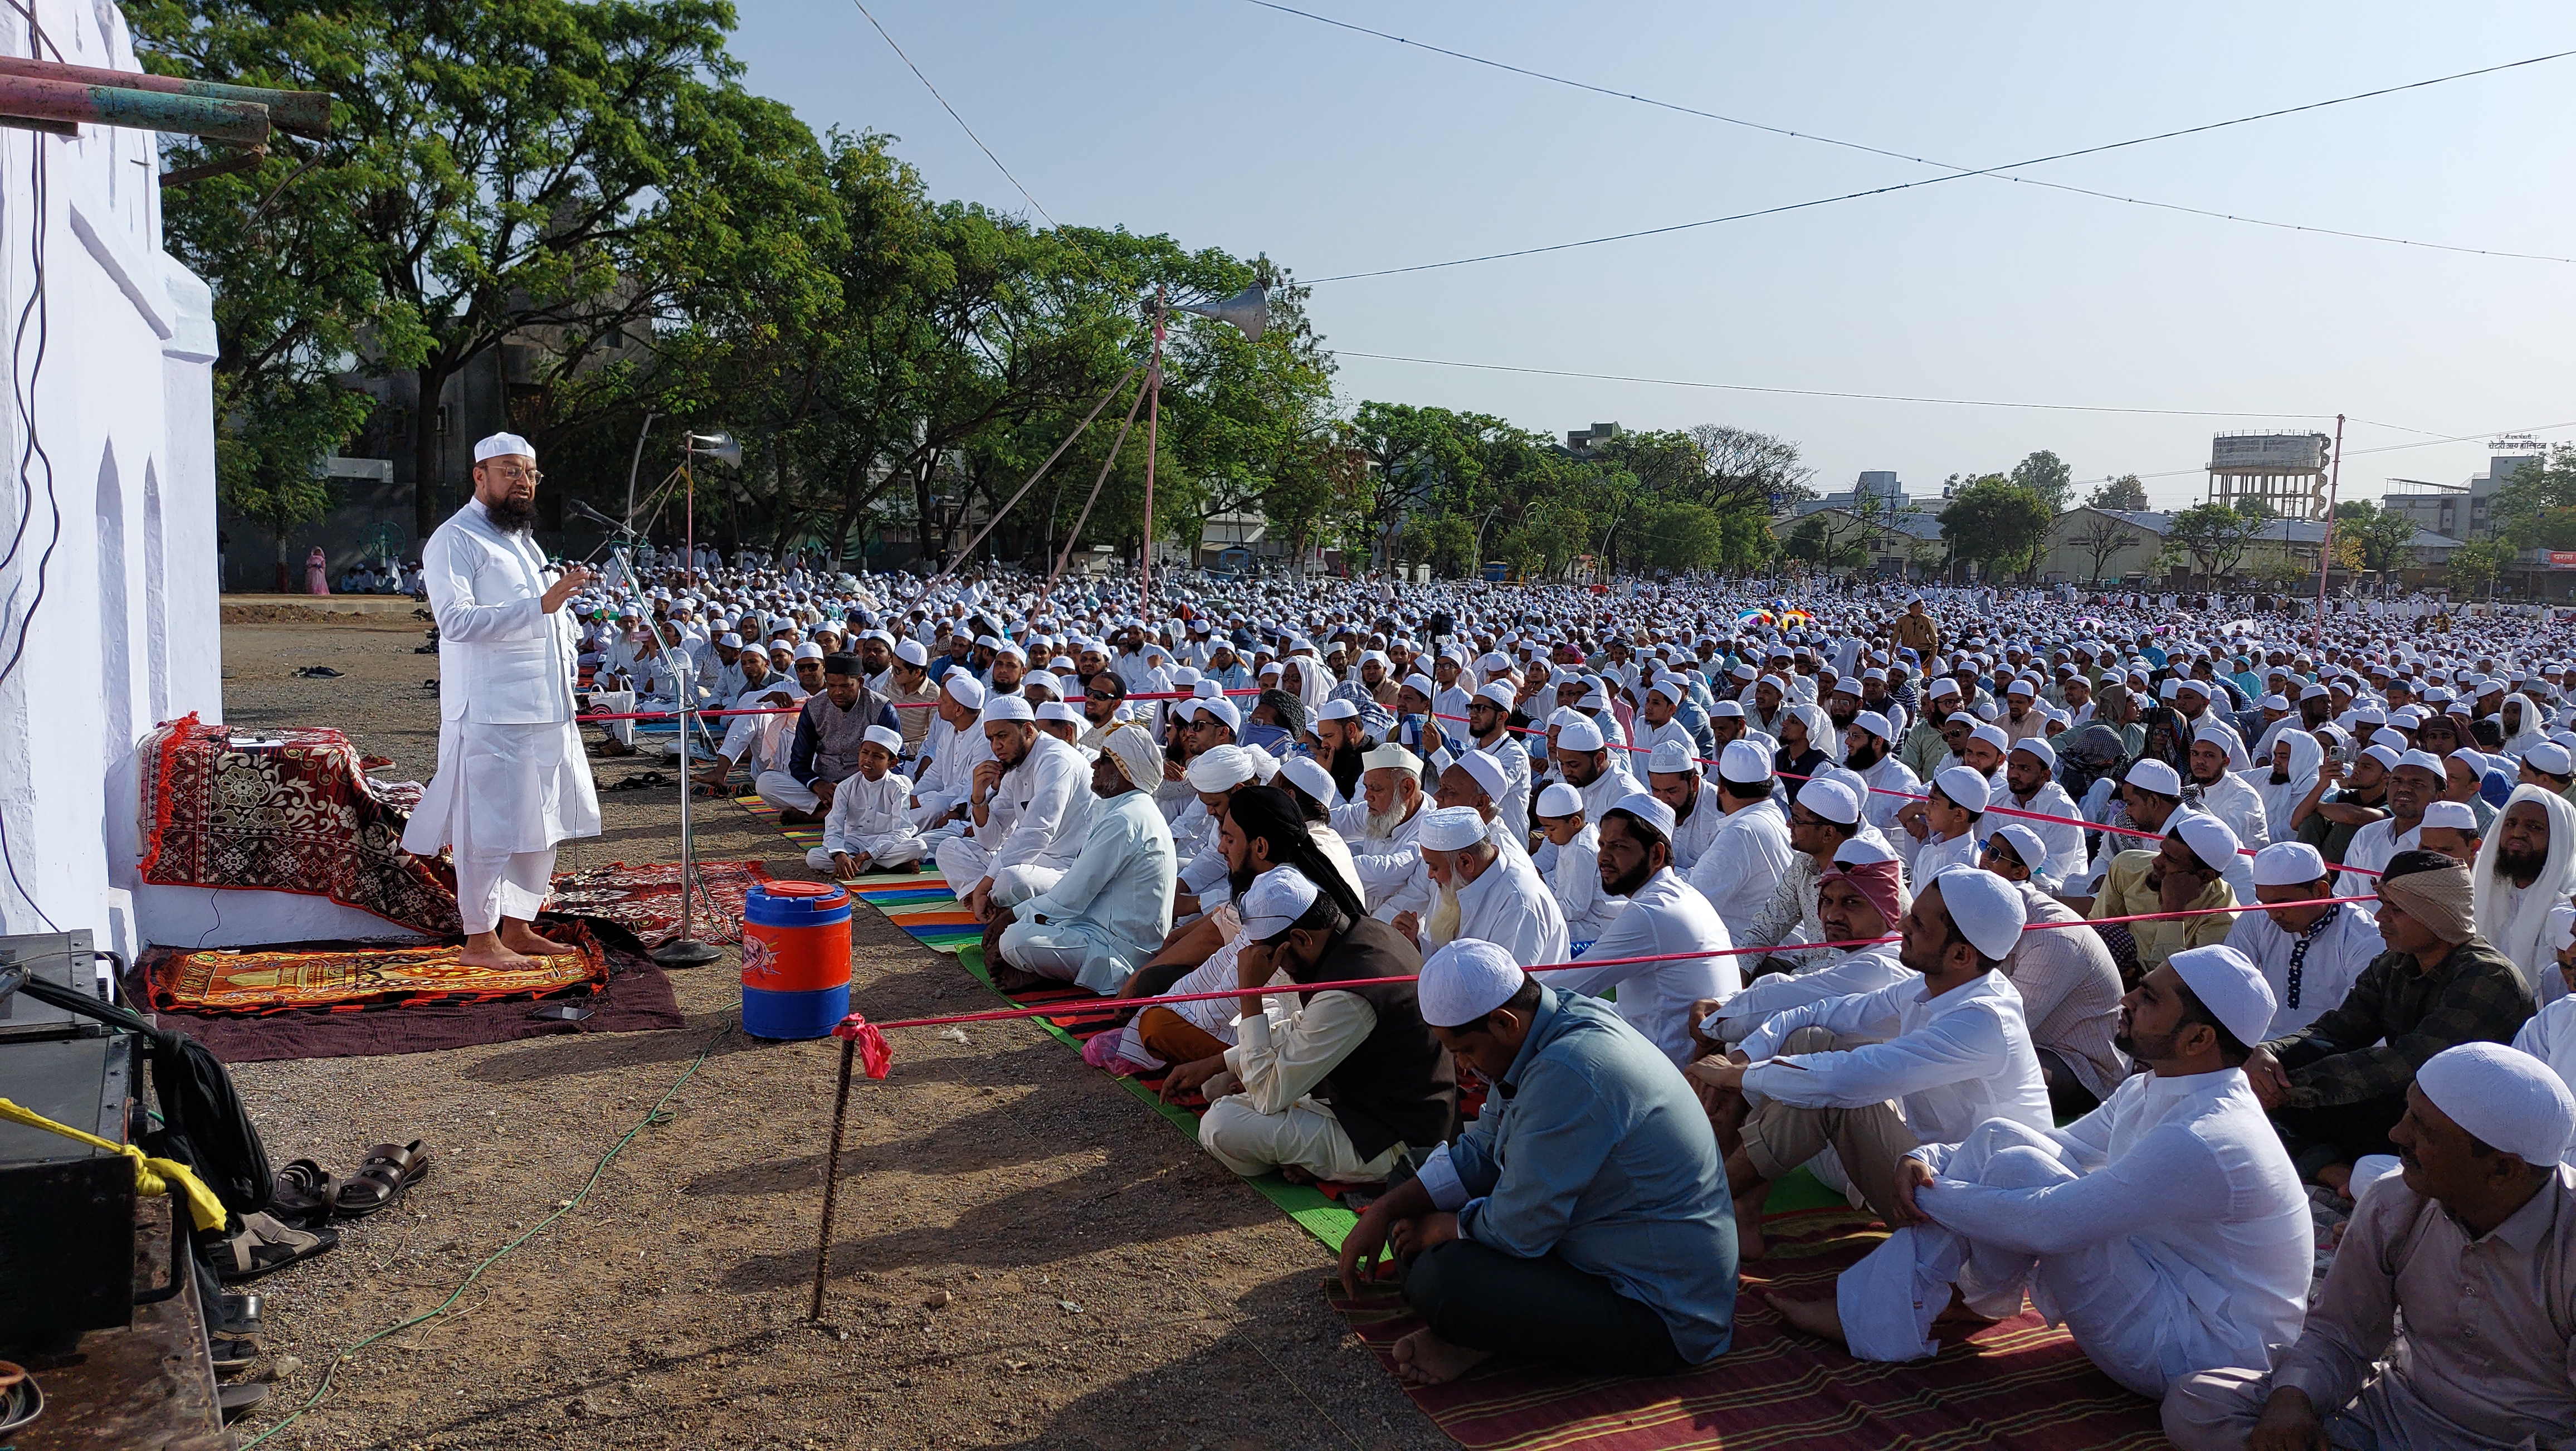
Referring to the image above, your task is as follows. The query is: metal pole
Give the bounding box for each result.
[1139,289,1165,605]
[624,412,657,530]
[2314,414,2345,634]
[809,1035,858,1321]
[684,445,698,590]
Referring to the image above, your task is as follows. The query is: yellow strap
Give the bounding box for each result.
[0,1097,228,1230]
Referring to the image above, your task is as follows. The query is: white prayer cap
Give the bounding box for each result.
[1024,669,1061,697]
[1801,778,1861,825]
[794,642,827,661]
[2529,741,2574,775]
[2419,799,2479,832]
[1192,697,1243,732]
[1648,739,1697,775]
[861,724,904,753]
[1709,699,1745,719]
[1418,939,1529,1029]
[1968,723,2009,754]
[1926,676,1962,699]
[1237,866,1322,941]
[1717,739,1772,786]
[1925,866,2026,960]
[1933,765,1990,813]
[2169,811,2241,872]
[1826,676,1859,698]
[473,431,534,462]
[1317,698,1360,722]
[1535,781,1584,819]
[1401,673,1438,699]
[1277,754,1339,810]
[2549,901,2576,953]
[1036,700,1084,726]
[1476,681,1516,709]
[2166,944,2278,1048]
[1833,835,1899,866]
[2252,841,2330,887]
[2004,678,2036,697]
[982,693,1035,724]
[1417,806,1489,852]
[1558,718,1606,752]
[2414,1042,2576,1165]
[2362,743,2401,770]
[2369,728,2408,752]
[2010,736,2056,768]
[1609,790,1676,842]
[943,674,985,709]
[1362,743,1421,777]
[1852,709,1893,742]
[1457,749,1509,801]
[2123,758,2182,796]
[2393,748,2446,777]
[1989,822,2048,871]
[2261,693,2291,711]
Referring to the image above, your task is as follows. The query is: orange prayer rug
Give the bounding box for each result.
[144,921,613,1016]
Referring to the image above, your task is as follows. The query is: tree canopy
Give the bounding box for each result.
[1936,478,2051,580]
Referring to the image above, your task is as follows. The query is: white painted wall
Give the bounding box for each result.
[0,0,226,943]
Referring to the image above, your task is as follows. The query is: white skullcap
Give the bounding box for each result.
[945,674,985,708]
[1535,781,1584,818]
[1237,867,1322,941]
[1186,744,1258,791]
[2170,811,2241,872]
[2010,736,2056,767]
[1456,749,1508,801]
[1989,822,2048,871]
[1401,673,1438,700]
[1709,699,1745,719]
[1558,718,1606,752]
[2299,681,2330,701]
[2419,799,2479,831]
[1277,754,1339,809]
[1317,698,1360,722]
[2124,758,2182,796]
[1648,739,1697,775]
[861,724,904,753]
[793,642,827,662]
[1801,778,1861,825]
[1852,709,1893,741]
[1926,676,1961,699]
[2549,901,2576,953]
[1717,739,1772,785]
[1476,681,1516,709]
[1362,743,1421,777]
[2004,678,2036,696]
[472,431,534,462]
[1417,806,1489,852]
[717,631,744,649]
[2528,741,2574,776]
[2165,944,2279,1048]
[898,641,933,666]
[2362,743,2402,770]
[1926,866,2026,960]
[982,693,1035,723]
[1610,790,1676,841]
[1833,835,1899,866]
[2252,840,2329,887]
[2394,748,2445,776]
[2414,1041,2576,1165]
[1933,765,1991,813]
[1036,700,1083,726]
[1968,723,2009,753]
[1192,696,1243,732]
[2369,728,2408,752]
[1418,939,1529,1029]
[1024,669,1061,698]
[2261,693,2290,711]
[1100,724,1163,788]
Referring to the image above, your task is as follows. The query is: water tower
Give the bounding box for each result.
[2206,431,2333,519]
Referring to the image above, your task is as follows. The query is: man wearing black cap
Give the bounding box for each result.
[762,652,900,824]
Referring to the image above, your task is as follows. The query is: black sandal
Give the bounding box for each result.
[333,1140,432,1219]
[269,1159,339,1229]
[200,1213,338,1284]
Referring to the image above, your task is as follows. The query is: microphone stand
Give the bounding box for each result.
[577,500,724,969]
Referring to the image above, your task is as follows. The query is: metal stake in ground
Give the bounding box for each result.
[808,1034,858,1321]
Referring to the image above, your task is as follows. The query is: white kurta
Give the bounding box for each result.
[812,769,924,871]
[402,499,601,932]
[1425,848,1568,967]
[1685,798,1796,943]
[1997,779,2090,894]
[1552,868,1739,1065]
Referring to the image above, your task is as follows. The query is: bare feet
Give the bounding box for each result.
[2315,1162,2354,1197]
[1933,1286,2008,1327]
[1734,1190,1769,1262]
[455,932,538,972]
[1279,1165,1317,1186]
[498,921,580,956]
[1766,1291,1848,1346]
[1391,1328,1495,1386]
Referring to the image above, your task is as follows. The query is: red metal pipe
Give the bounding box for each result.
[0,57,328,138]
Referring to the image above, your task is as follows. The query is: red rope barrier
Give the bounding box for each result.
[847,892,2382,1034]
[571,684,1262,723]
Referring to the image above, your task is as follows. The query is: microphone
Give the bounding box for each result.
[567,498,636,532]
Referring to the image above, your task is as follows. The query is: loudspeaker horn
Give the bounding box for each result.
[1177,284,1266,342]
[690,431,742,468]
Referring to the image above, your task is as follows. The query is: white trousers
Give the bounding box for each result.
[1199,1095,1404,1182]
[755,770,821,815]
[989,863,1064,908]
[805,832,924,874]
[458,848,556,935]
[934,834,995,887]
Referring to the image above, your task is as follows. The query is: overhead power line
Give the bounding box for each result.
[1240,3,2576,281]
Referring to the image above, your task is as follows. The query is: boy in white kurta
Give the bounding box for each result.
[811,726,923,877]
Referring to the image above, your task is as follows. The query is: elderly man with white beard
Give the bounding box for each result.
[940,693,1089,923]
[1407,805,1567,966]
[1331,743,1433,917]
[403,432,601,971]
[2472,785,2576,1005]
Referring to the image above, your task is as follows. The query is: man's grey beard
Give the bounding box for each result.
[1365,795,1415,840]
[486,494,539,534]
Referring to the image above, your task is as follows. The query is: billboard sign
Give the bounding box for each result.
[2548,551,2576,571]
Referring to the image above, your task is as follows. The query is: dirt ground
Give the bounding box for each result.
[212,614,1450,1451]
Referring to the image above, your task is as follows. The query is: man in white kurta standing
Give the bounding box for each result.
[402,434,602,971]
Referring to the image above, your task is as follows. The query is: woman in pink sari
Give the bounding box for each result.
[305,546,330,595]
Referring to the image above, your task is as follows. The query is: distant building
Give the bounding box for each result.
[2037,507,2461,587]
[1790,470,1914,518]
[1782,504,1945,580]
[2206,431,2333,520]
[1563,421,1621,457]
[2380,454,2542,541]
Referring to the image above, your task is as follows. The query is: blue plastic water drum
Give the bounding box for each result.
[740,881,853,1040]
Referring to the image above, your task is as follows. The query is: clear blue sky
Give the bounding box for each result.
[731,2,2576,509]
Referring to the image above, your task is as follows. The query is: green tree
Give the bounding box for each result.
[2008,450,2074,513]
[1783,513,1868,571]
[2086,474,2151,512]
[2165,501,2268,581]
[1937,478,2051,581]
[2068,509,2146,585]
[2331,500,2423,576]
[2490,446,2576,548]
[2449,536,2514,597]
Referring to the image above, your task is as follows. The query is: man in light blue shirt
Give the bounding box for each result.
[993,724,1177,994]
[1338,941,1738,1385]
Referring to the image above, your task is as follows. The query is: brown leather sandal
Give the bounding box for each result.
[332,1140,432,1219]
